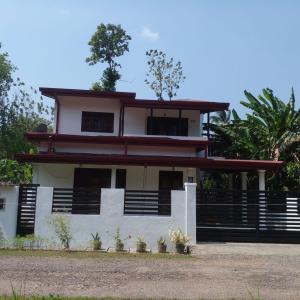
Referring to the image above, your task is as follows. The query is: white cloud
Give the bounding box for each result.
[140,26,160,42]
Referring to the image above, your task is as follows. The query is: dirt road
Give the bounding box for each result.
[0,245,299,299]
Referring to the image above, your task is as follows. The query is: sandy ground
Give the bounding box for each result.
[0,243,300,300]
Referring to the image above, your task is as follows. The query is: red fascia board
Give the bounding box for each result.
[15,153,283,171]
[121,99,229,112]
[39,87,229,112]
[26,133,210,148]
[39,87,136,99]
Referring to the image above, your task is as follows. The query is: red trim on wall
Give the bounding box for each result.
[26,132,211,148]
[15,152,283,171]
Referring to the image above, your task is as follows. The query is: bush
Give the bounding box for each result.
[13,234,42,249]
[0,227,5,248]
[169,228,191,254]
[114,227,124,252]
[49,215,72,249]
[91,232,101,250]
[135,236,147,253]
[0,159,32,184]
[157,236,167,253]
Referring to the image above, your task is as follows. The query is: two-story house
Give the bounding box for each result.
[12,87,287,248]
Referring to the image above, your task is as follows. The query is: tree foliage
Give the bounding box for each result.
[86,23,131,91]
[0,159,32,184]
[213,88,300,161]
[0,44,52,183]
[211,88,300,190]
[145,50,185,100]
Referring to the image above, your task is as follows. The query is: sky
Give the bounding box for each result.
[1,0,300,114]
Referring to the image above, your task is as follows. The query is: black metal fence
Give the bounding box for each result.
[124,190,171,215]
[16,184,40,236]
[52,188,101,215]
[196,189,300,243]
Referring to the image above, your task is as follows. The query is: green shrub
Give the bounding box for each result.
[0,159,32,184]
[49,215,72,249]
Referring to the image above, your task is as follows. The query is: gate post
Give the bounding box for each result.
[184,182,197,244]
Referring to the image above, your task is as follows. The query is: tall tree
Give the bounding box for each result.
[145,50,185,100]
[86,23,131,92]
[0,44,52,183]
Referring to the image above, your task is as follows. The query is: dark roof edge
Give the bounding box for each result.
[39,87,136,99]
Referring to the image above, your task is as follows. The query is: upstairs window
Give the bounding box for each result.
[147,116,188,136]
[81,111,114,133]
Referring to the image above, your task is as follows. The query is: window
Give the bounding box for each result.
[81,111,114,133]
[147,117,188,136]
[0,198,5,210]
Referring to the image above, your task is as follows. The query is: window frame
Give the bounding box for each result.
[81,111,114,133]
[147,116,188,136]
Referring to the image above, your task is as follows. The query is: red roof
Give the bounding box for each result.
[15,152,283,171]
[39,87,136,99]
[39,87,229,112]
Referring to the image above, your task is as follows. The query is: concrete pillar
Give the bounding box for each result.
[241,172,248,190]
[184,182,197,244]
[111,167,116,188]
[258,170,266,229]
[258,170,266,191]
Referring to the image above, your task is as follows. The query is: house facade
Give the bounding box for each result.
[2,87,297,250]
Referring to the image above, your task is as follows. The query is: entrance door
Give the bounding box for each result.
[73,168,111,214]
[158,171,183,215]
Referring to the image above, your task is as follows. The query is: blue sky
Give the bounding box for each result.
[1,0,300,113]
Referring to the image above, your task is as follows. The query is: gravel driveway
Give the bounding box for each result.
[0,244,300,300]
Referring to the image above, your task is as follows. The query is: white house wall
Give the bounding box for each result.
[56,96,202,137]
[33,163,197,190]
[57,96,121,136]
[0,186,19,240]
[34,184,197,250]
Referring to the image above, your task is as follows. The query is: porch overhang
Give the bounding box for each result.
[15,153,283,171]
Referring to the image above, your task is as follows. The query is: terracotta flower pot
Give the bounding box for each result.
[158,243,167,253]
[175,243,185,254]
[136,242,147,253]
[115,241,124,252]
[93,240,101,251]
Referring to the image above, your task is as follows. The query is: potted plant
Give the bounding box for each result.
[157,236,167,253]
[115,227,124,252]
[169,228,191,254]
[91,232,102,250]
[135,236,147,253]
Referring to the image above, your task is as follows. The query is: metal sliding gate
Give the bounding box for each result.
[196,189,300,243]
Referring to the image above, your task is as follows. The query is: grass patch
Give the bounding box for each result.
[0,249,195,260]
